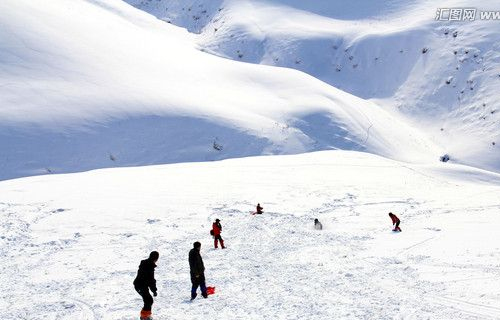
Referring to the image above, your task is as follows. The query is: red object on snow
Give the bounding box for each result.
[206,286,215,295]
[212,223,221,236]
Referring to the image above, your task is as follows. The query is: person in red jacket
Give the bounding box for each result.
[256,203,263,214]
[388,212,402,232]
[212,219,225,249]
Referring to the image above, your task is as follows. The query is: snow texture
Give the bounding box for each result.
[5,0,497,180]
[127,0,500,172]
[1,151,500,319]
[1,1,500,319]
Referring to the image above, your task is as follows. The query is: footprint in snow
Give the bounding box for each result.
[121,232,134,238]
[425,227,442,232]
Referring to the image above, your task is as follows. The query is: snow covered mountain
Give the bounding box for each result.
[1,0,498,180]
[126,0,500,172]
[2,0,490,181]
[2,2,500,319]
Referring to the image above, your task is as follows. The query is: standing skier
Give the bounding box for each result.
[133,251,159,320]
[388,212,402,232]
[212,218,225,249]
[255,203,263,214]
[189,241,208,300]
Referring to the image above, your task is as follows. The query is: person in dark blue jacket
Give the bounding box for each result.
[189,242,207,300]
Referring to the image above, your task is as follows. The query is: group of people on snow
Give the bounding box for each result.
[133,203,402,319]
[133,242,209,319]
[133,216,224,319]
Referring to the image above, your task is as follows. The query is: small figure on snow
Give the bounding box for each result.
[388,212,402,232]
[255,203,264,214]
[189,241,208,300]
[314,218,323,230]
[133,251,159,320]
[212,218,225,249]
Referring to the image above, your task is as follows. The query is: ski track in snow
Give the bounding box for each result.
[1,152,500,320]
[1,0,500,318]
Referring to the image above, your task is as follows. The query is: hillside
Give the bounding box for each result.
[2,2,500,319]
[0,0,451,180]
[127,0,500,172]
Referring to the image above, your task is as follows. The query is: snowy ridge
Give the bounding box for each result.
[128,0,500,172]
[0,0,446,180]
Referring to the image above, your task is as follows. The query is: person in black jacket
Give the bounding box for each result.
[134,251,159,319]
[189,242,207,300]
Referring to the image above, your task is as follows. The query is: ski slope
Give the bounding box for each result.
[1,151,500,319]
[1,2,500,318]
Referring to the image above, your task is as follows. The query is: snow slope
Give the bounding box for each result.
[0,0,444,181]
[127,0,500,172]
[1,151,500,319]
[2,2,500,319]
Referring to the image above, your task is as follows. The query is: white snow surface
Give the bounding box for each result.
[1,151,500,319]
[1,2,500,319]
[127,0,500,172]
[0,0,478,181]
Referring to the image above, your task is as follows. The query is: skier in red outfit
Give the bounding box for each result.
[256,203,263,214]
[389,212,402,232]
[212,219,225,249]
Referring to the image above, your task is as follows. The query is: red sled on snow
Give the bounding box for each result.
[206,286,215,295]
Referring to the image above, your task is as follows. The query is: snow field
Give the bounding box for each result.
[1,151,500,319]
[1,1,500,319]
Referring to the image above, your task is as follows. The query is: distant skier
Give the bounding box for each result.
[133,251,159,320]
[212,218,225,249]
[314,218,323,230]
[255,203,263,214]
[389,212,402,232]
[189,241,208,300]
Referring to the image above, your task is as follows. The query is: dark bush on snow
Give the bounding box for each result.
[440,154,450,162]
